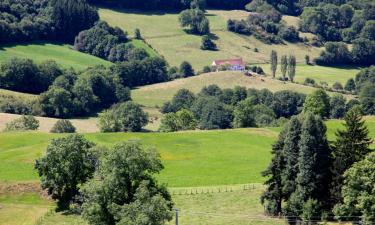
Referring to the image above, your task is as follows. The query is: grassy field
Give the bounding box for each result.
[99,8,323,70]
[1,118,374,225]
[0,42,112,71]
[259,64,361,86]
[132,71,354,108]
[0,128,277,187]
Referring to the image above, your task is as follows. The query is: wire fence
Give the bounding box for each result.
[169,183,262,195]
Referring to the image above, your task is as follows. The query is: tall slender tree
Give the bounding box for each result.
[271,50,278,78]
[281,116,301,200]
[287,113,332,222]
[330,106,373,206]
[281,55,288,80]
[288,55,296,82]
[261,124,287,216]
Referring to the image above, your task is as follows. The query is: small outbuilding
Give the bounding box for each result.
[212,58,245,72]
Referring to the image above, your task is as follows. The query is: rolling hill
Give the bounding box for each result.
[99,8,323,70]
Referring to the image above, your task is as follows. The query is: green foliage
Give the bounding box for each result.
[50,120,76,133]
[253,104,277,127]
[305,55,310,65]
[81,141,173,225]
[51,0,99,43]
[329,94,346,119]
[280,55,288,80]
[159,109,197,132]
[303,89,330,118]
[233,98,256,128]
[333,152,375,225]
[98,102,148,132]
[179,9,210,35]
[4,115,39,132]
[301,199,321,224]
[134,28,142,39]
[330,107,373,205]
[287,55,296,82]
[270,50,278,78]
[35,134,96,210]
[201,35,217,50]
[315,42,352,66]
[344,78,356,91]
[0,58,62,94]
[179,61,195,77]
[161,89,196,113]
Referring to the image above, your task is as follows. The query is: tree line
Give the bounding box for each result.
[0,57,169,118]
[262,106,374,224]
[0,0,98,44]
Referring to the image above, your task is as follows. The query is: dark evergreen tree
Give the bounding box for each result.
[201,35,217,50]
[261,125,287,216]
[344,78,356,92]
[287,113,332,222]
[270,50,278,78]
[281,117,301,200]
[330,106,373,206]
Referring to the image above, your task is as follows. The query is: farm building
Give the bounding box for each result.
[212,58,245,72]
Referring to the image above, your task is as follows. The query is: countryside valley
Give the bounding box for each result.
[0,0,374,225]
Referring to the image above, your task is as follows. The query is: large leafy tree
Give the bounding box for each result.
[35,134,96,210]
[81,142,173,225]
[179,8,210,35]
[333,152,375,225]
[233,98,256,128]
[330,107,373,206]
[303,89,330,118]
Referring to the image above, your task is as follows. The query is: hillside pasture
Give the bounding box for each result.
[132,71,353,108]
[0,42,112,71]
[99,8,322,70]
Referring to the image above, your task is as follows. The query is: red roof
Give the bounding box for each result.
[212,58,244,66]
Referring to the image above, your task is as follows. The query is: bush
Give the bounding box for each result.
[179,61,195,77]
[304,78,316,86]
[98,101,148,132]
[4,115,39,131]
[202,66,211,73]
[50,120,76,133]
[201,35,217,50]
[332,82,344,90]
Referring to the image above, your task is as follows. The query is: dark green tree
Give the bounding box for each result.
[330,107,372,206]
[50,119,76,133]
[261,125,287,216]
[179,61,195,77]
[81,142,173,225]
[270,50,278,78]
[134,28,142,39]
[233,98,255,128]
[35,134,96,210]
[329,94,346,119]
[51,0,99,42]
[280,55,288,80]
[287,55,296,82]
[201,35,217,50]
[344,78,356,92]
[179,9,210,35]
[281,117,301,200]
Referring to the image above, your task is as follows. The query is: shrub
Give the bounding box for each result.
[202,66,211,73]
[201,35,217,50]
[134,28,142,39]
[332,82,344,90]
[304,78,316,86]
[50,120,76,133]
[179,61,195,77]
[4,115,39,131]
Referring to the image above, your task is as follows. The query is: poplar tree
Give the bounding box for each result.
[281,117,301,199]
[271,50,278,78]
[288,55,296,82]
[281,55,288,80]
[330,106,373,205]
[261,124,287,216]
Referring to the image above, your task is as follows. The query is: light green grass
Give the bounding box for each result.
[0,129,277,187]
[99,8,323,70]
[259,64,361,86]
[130,39,159,57]
[0,42,112,71]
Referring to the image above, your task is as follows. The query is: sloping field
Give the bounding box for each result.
[0,128,278,187]
[132,71,353,107]
[99,8,322,70]
[0,42,112,71]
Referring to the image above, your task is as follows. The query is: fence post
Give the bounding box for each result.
[175,209,179,225]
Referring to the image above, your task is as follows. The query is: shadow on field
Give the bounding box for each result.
[0,41,66,51]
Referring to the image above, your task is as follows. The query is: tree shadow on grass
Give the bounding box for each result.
[0,41,66,51]
[98,5,180,16]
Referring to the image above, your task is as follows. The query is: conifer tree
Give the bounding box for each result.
[288,55,296,82]
[330,106,373,205]
[261,124,287,216]
[287,113,332,221]
[281,116,301,200]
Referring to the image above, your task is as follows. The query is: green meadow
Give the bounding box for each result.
[0,42,112,71]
